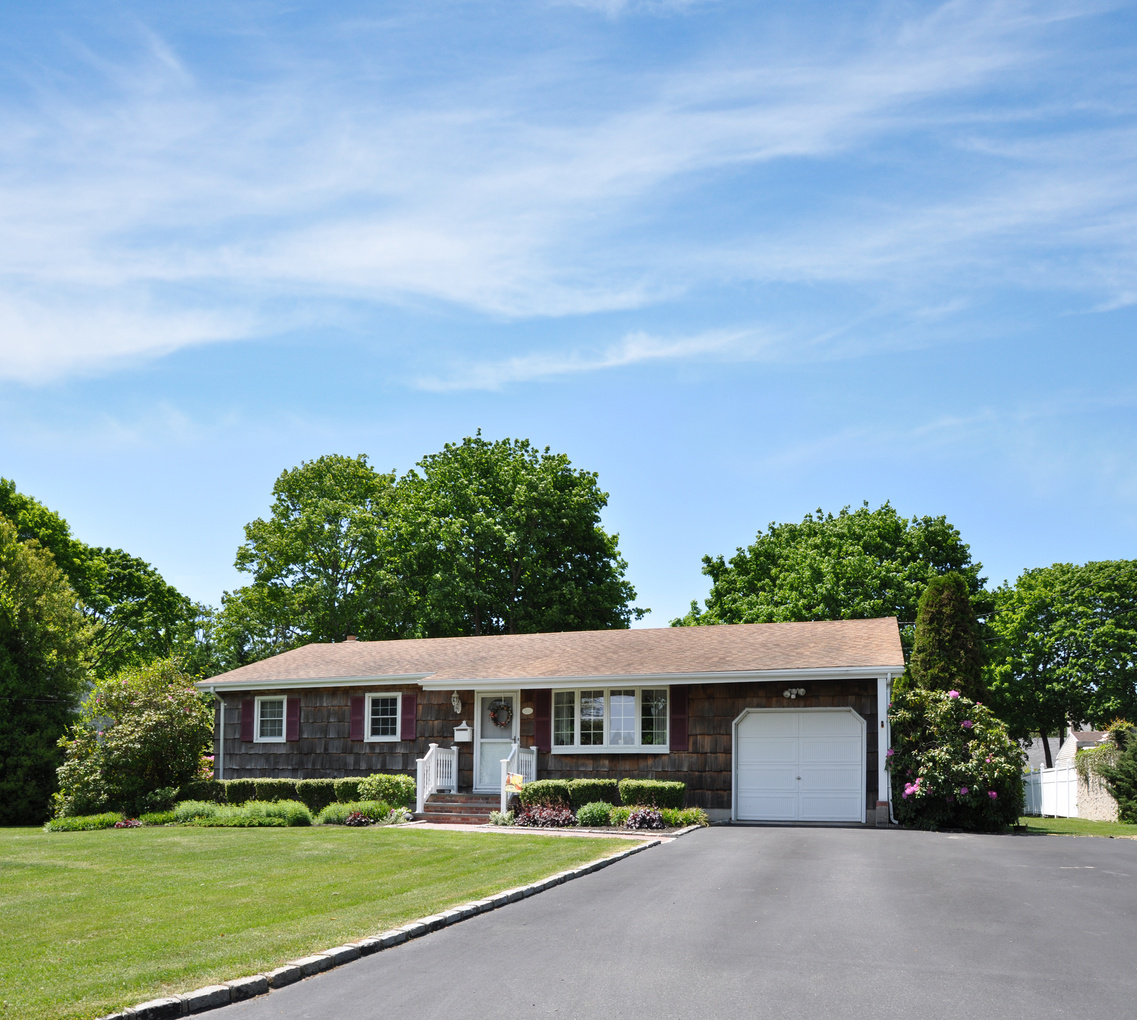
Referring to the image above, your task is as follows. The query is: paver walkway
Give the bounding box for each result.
[218,826,1137,1020]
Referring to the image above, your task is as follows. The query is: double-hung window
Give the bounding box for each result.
[551,687,669,752]
[255,696,286,743]
[365,692,401,741]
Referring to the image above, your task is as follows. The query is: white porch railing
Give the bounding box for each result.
[416,743,458,813]
[1023,765,1078,818]
[500,739,538,814]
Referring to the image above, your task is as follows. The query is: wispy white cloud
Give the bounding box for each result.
[0,1,1133,382]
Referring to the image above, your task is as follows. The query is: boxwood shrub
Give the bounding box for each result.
[334,778,363,803]
[517,779,572,808]
[617,779,685,809]
[567,779,619,809]
[253,779,299,802]
[225,779,257,805]
[357,773,416,808]
[295,779,339,813]
[179,779,228,804]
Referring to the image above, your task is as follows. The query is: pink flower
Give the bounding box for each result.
[886,749,895,757]
[988,791,998,800]
[959,787,969,796]
[985,756,991,763]
[948,690,960,699]
[961,720,973,729]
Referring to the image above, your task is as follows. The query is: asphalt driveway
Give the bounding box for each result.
[219,826,1137,1020]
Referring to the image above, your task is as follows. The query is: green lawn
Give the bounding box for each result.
[1019,816,1137,838]
[0,826,636,1020]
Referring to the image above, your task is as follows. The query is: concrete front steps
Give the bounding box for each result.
[418,792,500,825]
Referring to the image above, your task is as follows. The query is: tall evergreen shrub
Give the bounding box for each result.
[1098,725,1137,823]
[902,572,986,700]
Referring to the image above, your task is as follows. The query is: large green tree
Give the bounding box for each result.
[219,454,407,660]
[400,433,644,636]
[674,502,984,644]
[0,517,94,824]
[0,479,203,677]
[986,560,1137,766]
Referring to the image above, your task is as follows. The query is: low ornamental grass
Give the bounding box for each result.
[315,800,392,825]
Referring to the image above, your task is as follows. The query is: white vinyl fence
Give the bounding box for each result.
[1023,765,1079,817]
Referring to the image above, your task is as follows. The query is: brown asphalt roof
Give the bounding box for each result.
[201,618,904,687]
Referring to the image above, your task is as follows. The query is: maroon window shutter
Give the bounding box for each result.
[240,698,255,742]
[533,689,552,752]
[669,685,688,752]
[350,696,365,741]
[400,692,417,742]
[286,697,301,742]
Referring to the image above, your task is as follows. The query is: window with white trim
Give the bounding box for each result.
[366,692,401,741]
[255,696,286,743]
[551,687,669,752]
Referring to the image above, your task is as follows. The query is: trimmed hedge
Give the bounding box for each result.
[225,779,257,805]
[618,779,685,809]
[334,778,363,803]
[517,779,571,807]
[179,779,227,804]
[567,779,619,810]
[295,779,339,813]
[357,773,416,809]
[253,779,299,803]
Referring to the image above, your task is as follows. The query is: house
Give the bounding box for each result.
[195,617,905,824]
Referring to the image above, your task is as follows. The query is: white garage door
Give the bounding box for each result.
[735,710,865,822]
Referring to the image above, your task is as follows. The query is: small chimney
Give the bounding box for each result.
[343,635,358,642]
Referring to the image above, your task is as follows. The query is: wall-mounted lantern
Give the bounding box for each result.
[451,691,462,715]
[783,687,807,700]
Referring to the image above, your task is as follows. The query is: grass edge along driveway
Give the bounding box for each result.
[1,825,638,1020]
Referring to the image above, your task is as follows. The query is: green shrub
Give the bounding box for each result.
[357,773,416,808]
[139,810,178,825]
[1098,724,1137,824]
[43,812,123,832]
[889,688,1025,831]
[660,807,710,828]
[53,658,212,818]
[294,779,339,813]
[489,810,515,826]
[609,805,631,826]
[567,779,619,810]
[316,800,392,825]
[253,779,299,802]
[617,779,686,809]
[174,800,222,822]
[517,779,571,807]
[138,787,180,814]
[179,779,227,804]
[334,778,363,803]
[226,779,257,805]
[193,813,288,827]
[575,801,613,826]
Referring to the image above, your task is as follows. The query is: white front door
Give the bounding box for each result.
[735,709,865,823]
[475,692,519,792]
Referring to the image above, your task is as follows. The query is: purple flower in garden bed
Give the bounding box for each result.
[514,806,576,828]
[988,791,998,800]
[114,818,142,828]
[948,690,960,699]
[959,787,969,796]
[961,720,973,730]
[344,811,373,826]
[626,808,665,830]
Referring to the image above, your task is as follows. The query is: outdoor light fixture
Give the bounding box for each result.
[451,691,462,714]
[783,687,806,699]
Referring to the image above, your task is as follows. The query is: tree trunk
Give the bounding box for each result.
[1041,733,1053,769]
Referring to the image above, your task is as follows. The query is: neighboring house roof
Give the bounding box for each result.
[1055,730,1109,766]
[197,618,905,692]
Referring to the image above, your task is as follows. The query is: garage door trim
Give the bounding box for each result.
[731,707,867,824]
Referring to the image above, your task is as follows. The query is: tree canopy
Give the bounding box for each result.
[986,560,1137,759]
[0,478,203,677]
[216,436,645,663]
[673,502,984,643]
[0,517,94,824]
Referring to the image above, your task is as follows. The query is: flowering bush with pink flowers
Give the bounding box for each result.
[888,688,1025,831]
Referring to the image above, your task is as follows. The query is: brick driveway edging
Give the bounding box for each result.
[97,838,663,1020]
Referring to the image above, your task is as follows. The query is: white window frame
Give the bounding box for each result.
[364,692,402,742]
[550,687,669,754]
[254,696,287,743]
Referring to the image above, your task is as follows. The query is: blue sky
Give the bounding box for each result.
[1,0,1135,625]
